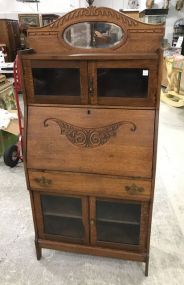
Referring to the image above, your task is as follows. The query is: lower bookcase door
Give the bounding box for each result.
[33,192,89,244]
[33,192,149,251]
[90,197,149,251]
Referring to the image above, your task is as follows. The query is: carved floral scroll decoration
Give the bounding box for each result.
[44,118,136,148]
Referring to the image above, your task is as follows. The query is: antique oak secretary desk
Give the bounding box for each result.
[20,1,164,276]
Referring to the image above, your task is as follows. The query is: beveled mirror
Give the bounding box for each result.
[63,22,125,49]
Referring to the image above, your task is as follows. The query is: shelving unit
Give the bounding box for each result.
[139,8,168,24]
[20,5,164,276]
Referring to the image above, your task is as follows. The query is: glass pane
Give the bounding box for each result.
[96,221,140,245]
[97,68,149,98]
[96,200,141,245]
[32,68,80,96]
[63,22,124,48]
[43,216,84,238]
[41,195,82,219]
[41,195,84,239]
[96,200,141,225]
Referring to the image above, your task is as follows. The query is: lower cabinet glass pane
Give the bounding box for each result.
[96,199,141,246]
[41,194,84,240]
[41,195,82,219]
[43,215,84,238]
[96,221,140,245]
[96,200,141,225]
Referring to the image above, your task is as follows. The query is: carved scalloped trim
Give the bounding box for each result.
[27,6,164,40]
[49,7,138,29]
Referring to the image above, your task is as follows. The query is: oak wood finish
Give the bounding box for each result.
[28,170,152,201]
[20,6,164,277]
[38,238,146,262]
[26,7,164,55]
[26,106,155,178]
[34,192,90,245]
[22,58,158,107]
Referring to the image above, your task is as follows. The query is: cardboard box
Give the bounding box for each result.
[3,110,19,135]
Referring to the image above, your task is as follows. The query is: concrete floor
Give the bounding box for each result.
[0,102,184,285]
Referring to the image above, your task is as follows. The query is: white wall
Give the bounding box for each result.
[0,0,82,19]
[165,1,184,44]
[94,0,128,10]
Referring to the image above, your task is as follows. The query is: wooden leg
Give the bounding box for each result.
[145,256,149,277]
[35,240,42,260]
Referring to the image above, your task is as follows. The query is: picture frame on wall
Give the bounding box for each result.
[18,14,41,27]
[41,14,59,26]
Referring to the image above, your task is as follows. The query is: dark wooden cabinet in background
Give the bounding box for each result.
[0,19,20,61]
[20,6,164,276]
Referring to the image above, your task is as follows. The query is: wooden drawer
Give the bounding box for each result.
[28,170,152,201]
[27,106,155,178]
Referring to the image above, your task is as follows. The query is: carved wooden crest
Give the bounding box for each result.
[26,6,164,54]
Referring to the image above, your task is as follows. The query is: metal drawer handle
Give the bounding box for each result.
[34,176,52,187]
[125,184,144,195]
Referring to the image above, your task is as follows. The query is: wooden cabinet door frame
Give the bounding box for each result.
[33,191,90,245]
[23,59,88,105]
[89,197,149,251]
[88,60,158,107]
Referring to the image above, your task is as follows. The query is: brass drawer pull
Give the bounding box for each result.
[34,176,52,187]
[125,184,144,195]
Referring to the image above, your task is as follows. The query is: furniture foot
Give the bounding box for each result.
[35,240,42,260]
[145,256,149,277]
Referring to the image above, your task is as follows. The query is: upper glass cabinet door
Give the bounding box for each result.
[25,61,88,104]
[32,68,80,97]
[88,61,158,107]
[97,68,149,98]
[63,22,124,48]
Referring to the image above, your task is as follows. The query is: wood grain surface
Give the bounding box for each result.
[27,106,155,178]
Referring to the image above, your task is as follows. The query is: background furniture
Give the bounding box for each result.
[0,19,20,62]
[41,14,59,26]
[0,75,16,110]
[20,6,164,276]
[172,18,184,47]
[18,14,42,48]
[161,55,184,107]
[139,8,168,23]
[18,14,41,27]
